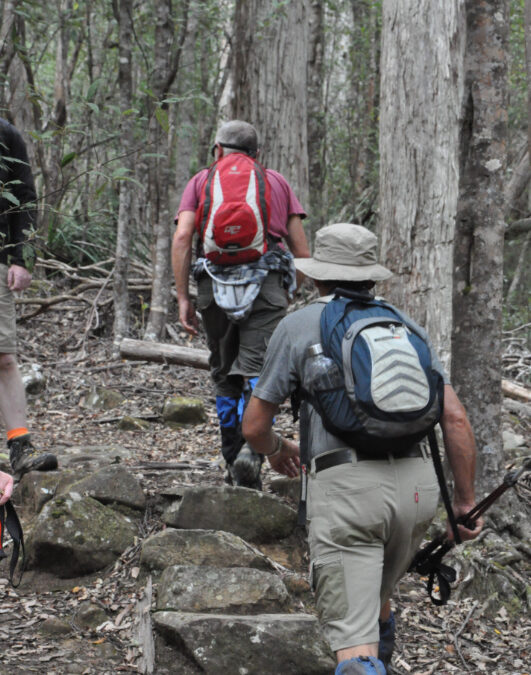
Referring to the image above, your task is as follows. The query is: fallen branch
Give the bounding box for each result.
[120,338,209,370]
[502,379,531,403]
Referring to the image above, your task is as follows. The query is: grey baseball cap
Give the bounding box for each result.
[294,223,393,282]
[214,120,258,156]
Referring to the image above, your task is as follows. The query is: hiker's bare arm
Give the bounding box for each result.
[440,384,483,541]
[285,215,310,288]
[243,396,300,478]
[172,211,199,336]
[0,470,14,505]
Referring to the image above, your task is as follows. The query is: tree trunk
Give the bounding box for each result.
[144,0,176,342]
[144,0,189,341]
[0,0,17,112]
[112,0,135,352]
[231,0,310,207]
[452,0,509,493]
[307,0,325,237]
[525,0,531,162]
[379,0,466,370]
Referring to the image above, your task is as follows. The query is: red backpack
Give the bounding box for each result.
[195,153,271,265]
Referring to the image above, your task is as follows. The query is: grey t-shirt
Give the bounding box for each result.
[252,297,449,460]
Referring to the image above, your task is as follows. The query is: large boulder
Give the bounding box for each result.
[153,612,335,674]
[164,486,297,544]
[18,465,145,515]
[157,565,289,613]
[68,465,146,511]
[17,469,77,515]
[140,528,273,572]
[25,491,138,577]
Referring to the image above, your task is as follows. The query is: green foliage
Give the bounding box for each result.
[0,0,526,299]
[507,0,527,137]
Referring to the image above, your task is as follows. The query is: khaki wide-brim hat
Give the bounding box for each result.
[294,223,393,282]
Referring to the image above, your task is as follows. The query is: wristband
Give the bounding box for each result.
[265,433,282,458]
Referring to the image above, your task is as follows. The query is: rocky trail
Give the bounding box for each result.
[0,281,529,675]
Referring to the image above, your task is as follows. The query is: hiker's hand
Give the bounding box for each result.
[447,501,483,542]
[0,471,14,505]
[7,264,32,292]
[179,298,199,336]
[268,438,300,478]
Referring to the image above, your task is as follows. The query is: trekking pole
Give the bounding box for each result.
[458,457,531,529]
[409,457,530,605]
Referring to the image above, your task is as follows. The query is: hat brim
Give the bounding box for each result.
[293,257,393,282]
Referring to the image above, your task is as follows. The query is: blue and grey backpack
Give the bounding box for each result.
[312,289,445,454]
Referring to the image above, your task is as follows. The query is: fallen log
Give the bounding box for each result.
[120,338,209,370]
[502,379,531,403]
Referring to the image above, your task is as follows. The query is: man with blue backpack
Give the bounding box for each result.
[242,223,483,675]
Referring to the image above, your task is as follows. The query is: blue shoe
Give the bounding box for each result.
[378,612,395,669]
[335,656,386,675]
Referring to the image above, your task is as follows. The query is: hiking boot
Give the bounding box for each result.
[378,612,395,669]
[229,444,262,490]
[8,434,58,477]
[335,657,387,675]
[220,425,245,466]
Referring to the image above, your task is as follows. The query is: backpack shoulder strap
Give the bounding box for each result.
[197,160,219,239]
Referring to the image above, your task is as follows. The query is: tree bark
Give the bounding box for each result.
[144,0,189,341]
[379,0,466,370]
[231,0,310,207]
[112,0,135,352]
[307,0,325,237]
[525,0,531,161]
[452,0,509,493]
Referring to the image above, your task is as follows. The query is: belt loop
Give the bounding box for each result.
[420,440,429,462]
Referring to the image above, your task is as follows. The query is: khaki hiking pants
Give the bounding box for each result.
[307,450,439,651]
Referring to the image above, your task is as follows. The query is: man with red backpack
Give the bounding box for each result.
[172,120,310,489]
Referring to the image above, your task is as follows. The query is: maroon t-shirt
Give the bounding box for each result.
[176,166,306,239]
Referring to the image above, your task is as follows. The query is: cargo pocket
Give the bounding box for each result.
[310,554,348,625]
[257,271,288,310]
